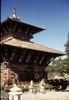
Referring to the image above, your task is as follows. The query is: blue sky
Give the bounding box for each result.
[1,0,69,53]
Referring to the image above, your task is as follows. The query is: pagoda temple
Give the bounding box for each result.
[0,7,64,85]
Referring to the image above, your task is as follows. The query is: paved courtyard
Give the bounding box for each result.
[1,86,69,100]
[22,89,69,100]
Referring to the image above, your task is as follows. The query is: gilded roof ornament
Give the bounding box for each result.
[11,6,20,21]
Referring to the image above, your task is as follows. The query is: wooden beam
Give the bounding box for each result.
[39,54,45,65]
[10,48,17,61]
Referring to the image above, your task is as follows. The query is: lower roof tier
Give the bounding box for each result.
[1,37,64,55]
[0,37,64,66]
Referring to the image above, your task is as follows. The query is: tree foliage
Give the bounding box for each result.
[46,33,69,78]
[64,32,69,58]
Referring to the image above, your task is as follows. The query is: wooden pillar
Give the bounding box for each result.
[6,68,11,82]
[5,62,12,85]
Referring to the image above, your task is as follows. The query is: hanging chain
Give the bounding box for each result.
[35,63,39,79]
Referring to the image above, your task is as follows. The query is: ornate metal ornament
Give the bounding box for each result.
[35,63,39,79]
[35,73,39,79]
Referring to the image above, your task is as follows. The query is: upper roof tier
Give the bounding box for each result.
[1,18,45,41]
[1,17,45,35]
[1,6,45,41]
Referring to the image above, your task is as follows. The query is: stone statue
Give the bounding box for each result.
[29,80,34,93]
[39,79,46,93]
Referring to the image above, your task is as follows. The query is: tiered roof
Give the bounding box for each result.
[0,7,64,66]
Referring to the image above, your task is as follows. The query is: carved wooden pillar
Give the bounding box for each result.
[5,62,12,85]
[6,68,11,82]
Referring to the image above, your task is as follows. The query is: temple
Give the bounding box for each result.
[0,7,64,85]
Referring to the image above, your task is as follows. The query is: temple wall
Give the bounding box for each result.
[1,62,47,85]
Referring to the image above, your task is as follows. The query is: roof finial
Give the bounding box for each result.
[11,5,20,21]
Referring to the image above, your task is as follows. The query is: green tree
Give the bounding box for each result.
[64,32,69,73]
[65,32,69,58]
[46,33,69,77]
[46,58,69,78]
[62,58,69,74]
